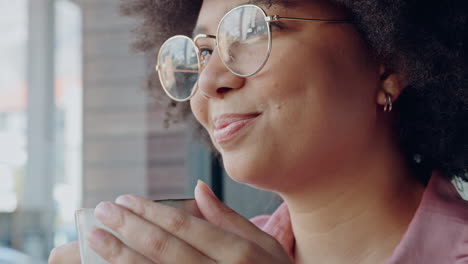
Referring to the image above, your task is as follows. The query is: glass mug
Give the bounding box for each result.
[75,199,202,264]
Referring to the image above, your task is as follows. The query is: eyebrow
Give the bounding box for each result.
[192,0,296,37]
[192,26,209,38]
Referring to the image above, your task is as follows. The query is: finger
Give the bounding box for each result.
[48,241,80,264]
[87,228,153,264]
[194,180,281,251]
[115,193,262,262]
[95,202,213,264]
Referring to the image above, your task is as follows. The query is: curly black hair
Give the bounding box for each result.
[120,0,468,184]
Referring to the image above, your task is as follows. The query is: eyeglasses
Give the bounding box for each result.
[156,4,354,102]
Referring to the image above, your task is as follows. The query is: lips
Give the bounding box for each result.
[212,113,261,144]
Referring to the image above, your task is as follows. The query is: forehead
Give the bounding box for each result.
[193,0,344,37]
[193,0,296,37]
[246,0,297,7]
[223,0,296,13]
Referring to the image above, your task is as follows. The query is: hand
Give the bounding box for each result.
[87,180,293,263]
[48,241,80,264]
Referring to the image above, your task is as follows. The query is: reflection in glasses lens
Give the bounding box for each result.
[157,36,199,101]
[156,5,271,101]
[218,5,270,77]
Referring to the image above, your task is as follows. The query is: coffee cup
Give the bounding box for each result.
[75,198,201,264]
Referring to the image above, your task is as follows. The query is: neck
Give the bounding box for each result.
[279,140,425,264]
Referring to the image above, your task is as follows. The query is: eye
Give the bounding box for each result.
[200,48,212,57]
[199,48,213,67]
[270,21,285,31]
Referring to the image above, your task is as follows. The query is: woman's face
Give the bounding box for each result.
[190,0,383,192]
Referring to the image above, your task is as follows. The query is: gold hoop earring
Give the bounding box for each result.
[384,93,393,112]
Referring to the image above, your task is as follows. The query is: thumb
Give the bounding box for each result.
[194,179,229,223]
[194,180,273,246]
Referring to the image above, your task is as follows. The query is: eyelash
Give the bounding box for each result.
[200,48,212,56]
[270,21,285,30]
[199,48,213,66]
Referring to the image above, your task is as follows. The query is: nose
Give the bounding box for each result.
[196,48,245,100]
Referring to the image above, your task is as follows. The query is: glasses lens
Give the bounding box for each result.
[157,36,199,101]
[218,5,270,76]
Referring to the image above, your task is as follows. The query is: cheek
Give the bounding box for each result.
[190,94,209,130]
[292,30,377,116]
[260,31,379,155]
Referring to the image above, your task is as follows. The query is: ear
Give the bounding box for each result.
[376,64,408,106]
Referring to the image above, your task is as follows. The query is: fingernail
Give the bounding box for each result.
[115,195,134,209]
[87,228,109,249]
[197,180,217,198]
[95,202,116,221]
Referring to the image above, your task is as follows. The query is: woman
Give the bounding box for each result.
[49,0,468,263]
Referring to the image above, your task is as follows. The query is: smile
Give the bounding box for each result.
[212,113,261,144]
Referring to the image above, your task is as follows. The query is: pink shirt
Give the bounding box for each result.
[250,171,468,263]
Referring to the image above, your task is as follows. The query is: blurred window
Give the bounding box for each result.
[0,0,27,215]
[0,0,82,261]
[0,113,7,131]
[53,0,83,248]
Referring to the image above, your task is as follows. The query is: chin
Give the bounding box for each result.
[222,154,280,191]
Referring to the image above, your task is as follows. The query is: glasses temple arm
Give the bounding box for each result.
[265,15,355,24]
